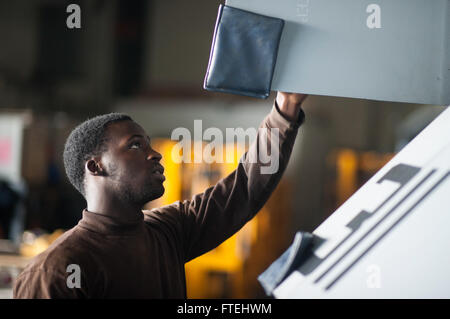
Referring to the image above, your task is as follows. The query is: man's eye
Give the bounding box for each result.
[130,142,141,149]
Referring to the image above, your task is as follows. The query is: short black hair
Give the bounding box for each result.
[63,113,132,197]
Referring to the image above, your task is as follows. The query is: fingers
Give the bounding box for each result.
[277,91,308,106]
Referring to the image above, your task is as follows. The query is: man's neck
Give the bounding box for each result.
[86,194,143,225]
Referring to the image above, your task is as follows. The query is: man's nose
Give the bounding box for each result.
[147,148,162,161]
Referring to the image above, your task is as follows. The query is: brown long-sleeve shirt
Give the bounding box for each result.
[13,103,304,298]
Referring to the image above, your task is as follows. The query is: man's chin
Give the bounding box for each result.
[145,185,165,203]
[154,185,165,200]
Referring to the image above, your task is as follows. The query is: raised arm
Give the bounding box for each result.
[145,92,308,262]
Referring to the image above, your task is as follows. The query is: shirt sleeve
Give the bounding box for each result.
[145,102,305,262]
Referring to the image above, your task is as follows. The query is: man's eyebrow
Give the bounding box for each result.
[126,134,150,142]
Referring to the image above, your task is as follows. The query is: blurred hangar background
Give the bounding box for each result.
[0,0,446,298]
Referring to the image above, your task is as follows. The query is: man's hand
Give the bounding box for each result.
[276,91,308,122]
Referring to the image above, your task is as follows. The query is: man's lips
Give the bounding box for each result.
[151,165,165,181]
[151,165,164,175]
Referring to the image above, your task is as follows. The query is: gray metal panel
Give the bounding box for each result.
[226,0,450,105]
[272,106,450,298]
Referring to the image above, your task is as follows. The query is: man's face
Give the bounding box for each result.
[99,120,165,206]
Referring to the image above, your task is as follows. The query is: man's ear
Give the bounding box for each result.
[85,159,105,176]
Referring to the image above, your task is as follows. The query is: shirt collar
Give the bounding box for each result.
[77,209,144,235]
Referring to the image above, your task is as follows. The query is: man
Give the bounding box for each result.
[13,91,307,298]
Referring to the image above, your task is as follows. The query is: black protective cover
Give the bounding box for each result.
[203,5,284,99]
[258,231,314,296]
